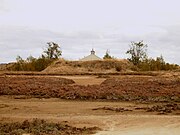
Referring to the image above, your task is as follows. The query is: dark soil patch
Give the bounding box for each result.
[147,103,180,114]
[135,103,180,115]
[0,104,9,108]
[92,106,132,112]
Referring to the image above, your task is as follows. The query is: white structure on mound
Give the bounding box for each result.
[80,49,102,61]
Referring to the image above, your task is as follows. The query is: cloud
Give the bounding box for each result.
[1,0,180,65]
[0,0,6,12]
[142,25,180,64]
[0,25,180,64]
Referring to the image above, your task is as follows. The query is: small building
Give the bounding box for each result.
[80,49,102,61]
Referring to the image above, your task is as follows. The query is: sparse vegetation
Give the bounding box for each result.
[1,75,179,102]
[126,41,179,71]
[10,56,54,71]
[0,119,100,135]
[92,106,132,112]
[1,40,179,72]
[8,42,62,71]
[103,50,113,59]
[138,55,179,71]
[135,103,180,115]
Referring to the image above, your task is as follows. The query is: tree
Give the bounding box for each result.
[103,50,113,59]
[126,41,148,65]
[16,55,24,63]
[43,42,62,59]
[26,55,36,63]
[15,55,24,71]
[156,55,166,70]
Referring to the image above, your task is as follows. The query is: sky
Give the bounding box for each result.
[0,0,180,64]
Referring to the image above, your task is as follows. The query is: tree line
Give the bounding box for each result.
[10,41,179,71]
[104,41,178,71]
[10,42,61,71]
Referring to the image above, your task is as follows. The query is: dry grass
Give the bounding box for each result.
[42,59,135,74]
[0,119,100,135]
[0,63,14,71]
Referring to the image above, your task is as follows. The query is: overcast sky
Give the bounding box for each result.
[0,0,180,64]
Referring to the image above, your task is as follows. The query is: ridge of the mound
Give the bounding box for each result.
[42,59,134,74]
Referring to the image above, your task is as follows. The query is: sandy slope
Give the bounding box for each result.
[95,115,180,135]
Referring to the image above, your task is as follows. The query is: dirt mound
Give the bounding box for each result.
[0,63,14,71]
[43,59,134,74]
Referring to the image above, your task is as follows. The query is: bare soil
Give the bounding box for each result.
[0,74,180,134]
[0,96,180,135]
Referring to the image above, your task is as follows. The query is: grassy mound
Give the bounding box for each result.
[0,63,15,71]
[43,59,134,74]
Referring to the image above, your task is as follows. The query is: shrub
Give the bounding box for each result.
[115,64,122,72]
[137,56,179,71]
[10,57,55,71]
[0,119,100,135]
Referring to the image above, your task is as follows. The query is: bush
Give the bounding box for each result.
[0,119,100,135]
[137,56,179,71]
[115,64,122,72]
[10,57,55,71]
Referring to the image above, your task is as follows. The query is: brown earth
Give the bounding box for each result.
[0,74,179,102]
[0,73,180,134]
[0,96,180,135]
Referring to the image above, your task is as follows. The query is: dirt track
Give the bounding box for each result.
[0,96,180,135]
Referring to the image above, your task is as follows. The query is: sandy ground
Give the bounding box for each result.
[0,74,180,134]
[61,76,106,85]
[0,96,180,135]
